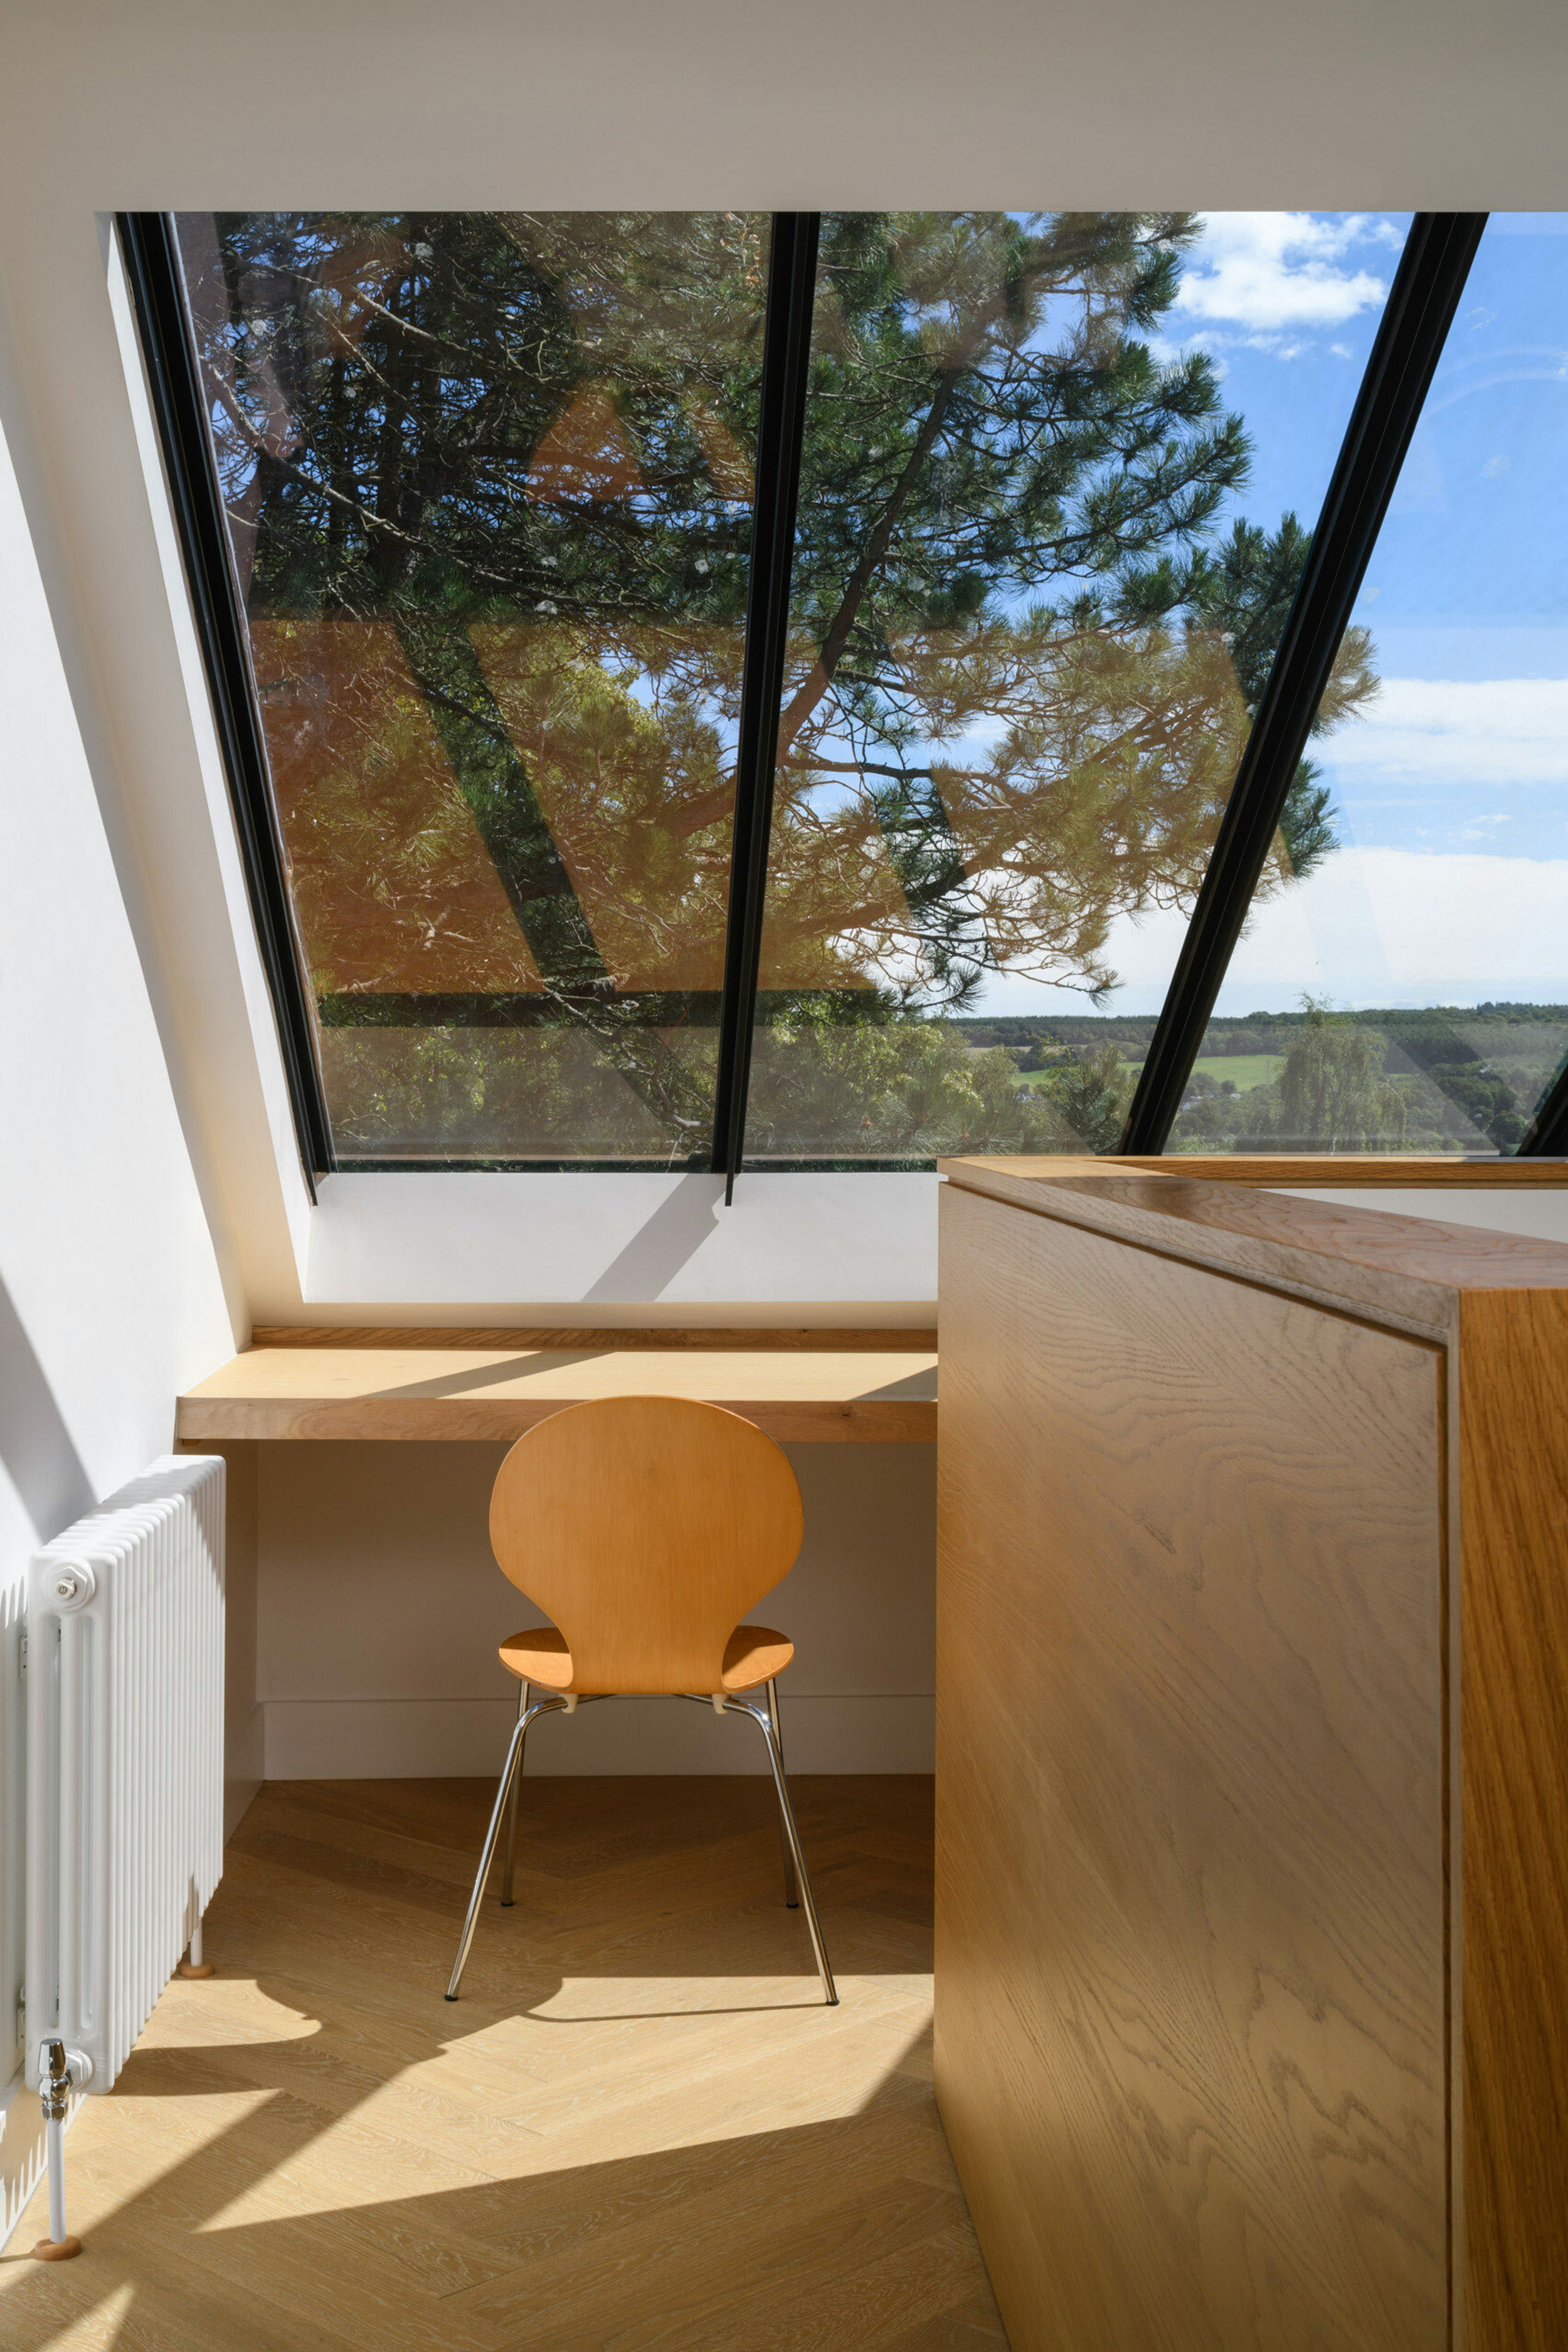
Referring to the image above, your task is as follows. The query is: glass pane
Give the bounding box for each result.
[174,210,770,1165]
[745,211,1402,1163]
[1172,214,1568,1157]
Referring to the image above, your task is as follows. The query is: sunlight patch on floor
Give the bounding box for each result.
[175,1991,936,2227]
[0,1779,1000,2349]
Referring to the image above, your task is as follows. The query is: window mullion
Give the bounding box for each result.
[711,213,820,1200]
[1118,213,1487,1157]
[1517,1063,1568,1156]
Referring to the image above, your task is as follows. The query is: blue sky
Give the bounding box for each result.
[977,211,1568,1021]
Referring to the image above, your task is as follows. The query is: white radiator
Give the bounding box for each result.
[24,1454,225,2095]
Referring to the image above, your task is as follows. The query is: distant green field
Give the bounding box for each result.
[1014,1051,1285,1092]
[1182,1053,1285,1090]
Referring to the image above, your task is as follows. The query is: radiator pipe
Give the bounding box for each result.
[31,2040,83,2260]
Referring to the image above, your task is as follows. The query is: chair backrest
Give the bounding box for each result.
[489,1395,805,1693]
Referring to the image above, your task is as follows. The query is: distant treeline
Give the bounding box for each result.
[951,1006,1568,1063]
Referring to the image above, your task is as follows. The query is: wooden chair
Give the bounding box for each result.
[445,1395,837,2004]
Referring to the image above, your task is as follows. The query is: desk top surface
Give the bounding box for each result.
[178,1333,938,1443]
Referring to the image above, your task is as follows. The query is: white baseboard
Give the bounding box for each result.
[261,1693,934,1779]
[225,1704,265,1840]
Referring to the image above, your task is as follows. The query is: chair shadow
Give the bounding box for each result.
[0,1777,987,2350]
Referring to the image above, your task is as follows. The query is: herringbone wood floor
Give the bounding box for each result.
[0,1774,1004,2349]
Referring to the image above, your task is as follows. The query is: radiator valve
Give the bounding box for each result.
[38,2040,90,2117]
[39,2040,70,2122]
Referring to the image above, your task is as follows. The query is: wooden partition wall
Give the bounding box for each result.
[935,1159,1568,2352]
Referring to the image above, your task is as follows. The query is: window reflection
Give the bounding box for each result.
[172,209,1426,1171]
[1176,214,1568,1157]
[176,210,768,1165]
[743,212,1395,1163]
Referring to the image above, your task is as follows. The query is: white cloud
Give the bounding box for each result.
[975,839,1568,1020]
[970,671,1568,1019]
[1221,845,1568,1003]
[1325,676,1568,787]
[1173,213,1389,333]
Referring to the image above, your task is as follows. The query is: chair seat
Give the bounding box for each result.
[499,1622,794,1693]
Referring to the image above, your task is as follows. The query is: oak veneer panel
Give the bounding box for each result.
[936,1179,1449,2352]
[1110,1156,1568,1187]
[489,1396,804,1694]
[1458,1290,1568,2352]
[177,1346,937,1443]
[941,1159,1568,1340]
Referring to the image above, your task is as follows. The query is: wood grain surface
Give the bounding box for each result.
[177,1346,938,1444]
[941,1158,1568,1338]
[0,1776,1001,2349]
[1109,1156,1568,1186]
[488,1397,804,1694]
[1457,1290,1568,2352]
[250,1325,940,1351]
[936,1179,1450,2351]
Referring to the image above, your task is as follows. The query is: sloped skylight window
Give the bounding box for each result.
[137,206,1568,1175]
[1173,214,1568,1156]
[740,212,1397,1160]
[174,211,771,1166]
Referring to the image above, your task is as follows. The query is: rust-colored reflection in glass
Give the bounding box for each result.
[175,211,770,1164]
[746,212,1395,1163]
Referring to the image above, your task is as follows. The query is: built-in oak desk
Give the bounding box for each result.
[177,1327,938,1445]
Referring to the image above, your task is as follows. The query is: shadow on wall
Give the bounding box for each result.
[0,1274,93,1540]
[583,1173,725,1302]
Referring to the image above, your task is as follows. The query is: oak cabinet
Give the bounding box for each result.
[935,1160,1568,2352]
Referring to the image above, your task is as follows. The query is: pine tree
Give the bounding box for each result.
[183,209,1380,1157]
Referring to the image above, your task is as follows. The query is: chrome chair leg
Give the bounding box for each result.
[730,1698,837,2005]
[447,1697,559,2001]
[764,1677,799,1908]
[501,1678,530,1907]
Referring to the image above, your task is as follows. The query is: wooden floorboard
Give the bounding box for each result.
[0,1776,1004,2350]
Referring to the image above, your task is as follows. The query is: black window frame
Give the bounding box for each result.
[120,210,334,1195]
[129,205,1568,1183]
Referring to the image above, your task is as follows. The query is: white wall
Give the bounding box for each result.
[256,1440,935,1780]
[0,385,238,2241]
[304,1172,938,1322]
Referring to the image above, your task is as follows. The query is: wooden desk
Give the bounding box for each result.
[177,1327,938,1445]
[936,1158,1568,2352]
